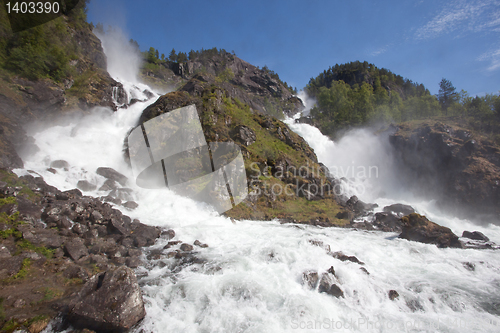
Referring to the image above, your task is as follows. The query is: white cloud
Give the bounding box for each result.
[416,0,500,39]
[478,48,500,71]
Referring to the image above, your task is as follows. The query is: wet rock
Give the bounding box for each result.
[308,239,331,252]
[180,243,194,252]
[389,290,399,300]
[372,212,402,232]
[360,267,370,275]
[77,180,97,192]
[346,195,378,215]
[101,195,122,205]
[160,229,175,240]
[193,240,208,248]
[302,270,319,289]
[96,167,128,186]
[131,224,160,247]
[123,201,139,210]
[64,188,83,198]
[65,238,89,261]
[163,240,182,249]
[318,273,344,298]
[50,160,69,169]
[109,188,134,201]
[330,251,364,265]
[462,230,489,242]
[463,262,475,271]
[67,266,146,332]
[99,179,118,191]
[399,213,463,248]
[383,204,415,217]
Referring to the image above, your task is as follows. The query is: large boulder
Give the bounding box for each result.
[67,266,146,332]
[96,167,129,186]
[399,213,463,248]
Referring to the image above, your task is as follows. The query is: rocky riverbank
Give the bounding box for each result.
[0,167,209,332]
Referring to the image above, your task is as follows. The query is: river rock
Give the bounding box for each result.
[318,273,344,298]
[77,180,97,192]
[383,203,415,217]
[302,270,319,289]
[462,230,489,242]
[50,160,69,169]
[372,212,402,232]
[398,213,463,248]
[67,266,146,332]
[96,167,129,186]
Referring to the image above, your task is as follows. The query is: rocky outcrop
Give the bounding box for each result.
[398,213,463,248]
[67,266,146,332]
[142,52,304,118]
[134,82,351,225]
[389,121,500,220]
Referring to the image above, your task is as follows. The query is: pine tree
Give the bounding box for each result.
[169,48,177,62]
[438,78,458,115]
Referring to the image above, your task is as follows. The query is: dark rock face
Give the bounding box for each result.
[234,125,256,146]
[68,266,146,332]
[389,122,500,220]
[398,213,463,248]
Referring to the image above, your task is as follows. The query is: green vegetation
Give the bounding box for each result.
[215,67,234,83]
[0,0,90,82]
[306,61,500,138]
[0,169,40,201]
[39,287,63,302]
[16,239,55,259]
[12,258,31,279]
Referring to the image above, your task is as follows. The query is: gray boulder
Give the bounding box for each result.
[67,266,146,332]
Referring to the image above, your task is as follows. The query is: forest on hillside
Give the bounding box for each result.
[305,61,500,140]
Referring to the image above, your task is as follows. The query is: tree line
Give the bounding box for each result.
[305,61,500,137]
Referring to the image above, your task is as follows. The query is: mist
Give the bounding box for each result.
[94,28,143,84]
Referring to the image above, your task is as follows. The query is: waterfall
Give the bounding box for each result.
[12,34,500,333]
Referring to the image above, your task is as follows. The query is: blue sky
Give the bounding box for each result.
[87,0,500,96]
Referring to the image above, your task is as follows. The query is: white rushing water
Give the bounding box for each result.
[14,34,500,332]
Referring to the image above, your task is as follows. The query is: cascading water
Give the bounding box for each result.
[14,33,500,332]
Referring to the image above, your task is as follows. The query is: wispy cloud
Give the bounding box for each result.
[371,45,388,57]
[478,48,500,71]
[415,0,500,40]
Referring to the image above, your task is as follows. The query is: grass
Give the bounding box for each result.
[11,258,31,280]
[16,240,55,259]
